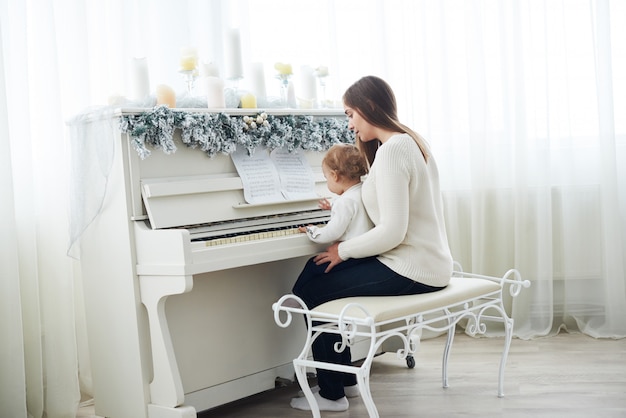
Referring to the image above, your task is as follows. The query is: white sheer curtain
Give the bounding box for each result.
[1,0,624,416]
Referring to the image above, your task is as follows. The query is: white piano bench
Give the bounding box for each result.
[272,268,530,418]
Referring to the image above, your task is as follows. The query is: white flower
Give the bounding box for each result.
[315,66,329,77]
[274,62,293,76]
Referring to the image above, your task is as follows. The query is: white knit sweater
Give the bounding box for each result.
[305,183,373,244]
[337,134,453,287]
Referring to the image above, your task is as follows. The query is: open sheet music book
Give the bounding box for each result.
[230,146,319,204]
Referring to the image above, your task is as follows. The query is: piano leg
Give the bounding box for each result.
[140,275,195,417]
[147,404,196,418]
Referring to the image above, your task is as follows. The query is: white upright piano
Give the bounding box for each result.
[73,108,347,418]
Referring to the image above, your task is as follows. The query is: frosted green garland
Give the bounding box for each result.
[118,105,354,159]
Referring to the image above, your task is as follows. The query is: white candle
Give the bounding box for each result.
[287,80,296,108]
[156,84,176,108]
[179,47,198,72]
[130,57,150,101]
[248,62,266,102]
[205,77,225,108]
[200,62,220,77]
[299,65,317,101]
[240,92,257,109]
[224,29,243,80]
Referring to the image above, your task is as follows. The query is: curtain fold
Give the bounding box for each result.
[1,0,624,416]
[2,0,81,416]
[0,15,28,418]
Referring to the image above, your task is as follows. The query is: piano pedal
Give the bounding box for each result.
[275,376,293,388]
[274,371,317,389]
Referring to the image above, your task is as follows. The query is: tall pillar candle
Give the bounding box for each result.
[224,29,243,80]
[130,57,150,101]
[248,62,266,102]
[205,77,225,108]
[287,80,296,108]
[299,65,317,102]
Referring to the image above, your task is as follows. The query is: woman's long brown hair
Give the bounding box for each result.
[342,76,429,166]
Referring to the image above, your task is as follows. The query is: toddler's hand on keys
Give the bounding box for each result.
[318,198,331,211]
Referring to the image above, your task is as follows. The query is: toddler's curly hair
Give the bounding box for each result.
[323,144,368,181]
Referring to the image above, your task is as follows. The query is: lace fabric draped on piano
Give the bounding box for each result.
[67,107,117,259]
[118,105,353,160]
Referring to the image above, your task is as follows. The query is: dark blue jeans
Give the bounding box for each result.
[292,256,445,400]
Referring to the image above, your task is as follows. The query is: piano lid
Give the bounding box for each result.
[140,166,329,229]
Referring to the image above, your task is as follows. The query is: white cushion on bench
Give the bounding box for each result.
[312,277,501,323]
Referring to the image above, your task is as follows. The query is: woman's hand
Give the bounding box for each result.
[313,242,343,273]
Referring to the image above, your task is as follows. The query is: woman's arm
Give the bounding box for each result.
[322,139,412,269]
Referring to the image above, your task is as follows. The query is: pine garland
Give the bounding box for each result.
[118,105,354,159]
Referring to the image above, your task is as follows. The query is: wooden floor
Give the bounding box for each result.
[76,332,626,417]
[195,332,626,418]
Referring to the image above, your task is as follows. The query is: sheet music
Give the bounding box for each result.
[231,147,284,204]
[270,148,318,201]
[231,147,317,204]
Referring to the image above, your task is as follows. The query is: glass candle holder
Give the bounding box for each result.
[315,66,330,107]
[179,69,198,96]
[276,74,292,107]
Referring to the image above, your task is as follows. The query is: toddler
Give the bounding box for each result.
[300,143,373,243]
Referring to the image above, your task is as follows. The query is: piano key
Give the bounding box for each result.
[203,224,313,247]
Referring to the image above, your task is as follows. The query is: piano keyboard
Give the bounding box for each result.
[186,210,330,246]
[203,226,303,246]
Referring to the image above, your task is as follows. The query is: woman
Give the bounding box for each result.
[289,75,453,412]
